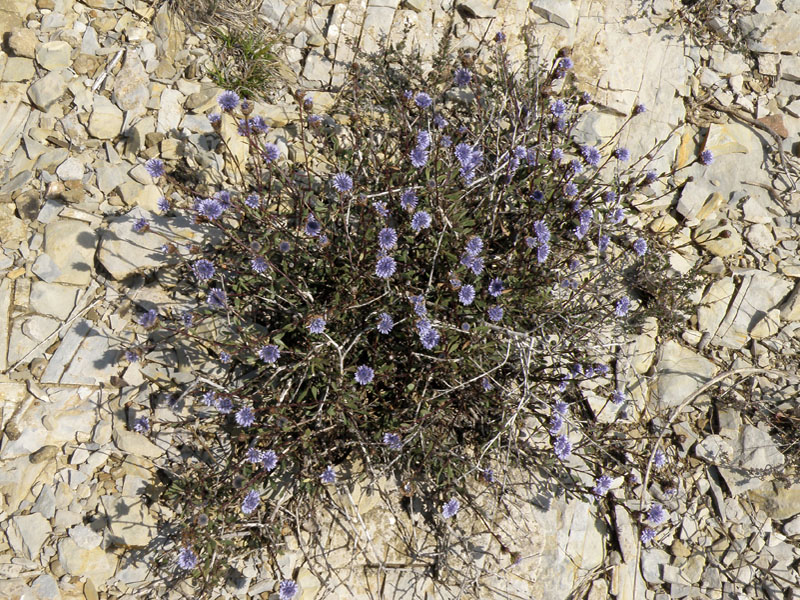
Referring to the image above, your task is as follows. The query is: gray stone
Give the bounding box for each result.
[31,253,62,283]
[68,524,103,550]
[641,548,670,584]
[0,205,27,246]
[30,574,60,600]
[7,513,51,560]
[35,40,71,71]
[112,53,149,115]
[30,281,79,319]
[156,88,184,134]
[95,162,128,193]
[783,515,800,536]
[40,317,118,385]
[530,0,576,28]
[41,219,97,285]
[55,157,84,181]
[7,314,61,364]
[58,537,118,584]
[88,95,124,140]
[101,494,158,547]
[27,71,68,111]
[654,340,717,409]
[738,13,800,53]
[780,281,800,321]
[3,57,35,81]
[31,484,56,519]
[112,429,165,458]
[82,26,101,55]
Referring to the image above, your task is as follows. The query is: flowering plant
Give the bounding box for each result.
[131,32,707,594]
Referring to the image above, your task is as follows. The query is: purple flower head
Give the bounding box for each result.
[383,432,402,450]
[125,349,139,363]
[534,220,550,243]
[569,160,583,176]
[593,474,613,497]
[305,216,322,237]
[537,243,550,263]
[482,377,492,391]
[307,316,326,334]
[454,68,472,87]
[145,158,165,178]
[237,118,252,136]
[410,147,429,168]
[532,190,545,203]
[133,416,149,433]
[236,407,255,427]
[615,296,631,317]
[648,503,668,526]
[207,287,226,309]
[378,227,398,250]
[198,198,224,220]
[487,305,503,322]
[216,397,233,413]
[699,149,714,165]
[377,313,394,334]
[442,498,460,519]
[157,196,170,212]
[549,413,563,435]
[411,211,432,231]
[332,173,353,193]
[259,344,280,364]
[610,207,625,224]
[603,191,617,204]
[465,236,483,256]
[598,234,610,253]
[320,465,336,484]
[414,92,433,108]
[459,284,476,305]
[193,259,215,281]
[469,255,484,276]
[653,448,667,469]
[138,309,158,328]
[553,435,572,460]
[262,449,278,471]
[565,182,578,197]
[215,190,231,210]
[495,31,506,42]
[581,145,602,167]
[251,256,268,273]
[550,148,564,162]
[217,90,240,111]
[434,113,448,128]
[208,112,221,125]
[488,278,504,297]
[132,217,149,233]
[614,147,630,162]
[262,143,280,163]
[416,130,432,150]
[279,579,298,600]
[550,99,567,117]
[355,365,374,385]
[247,448,262,464]
[634,103,647,115]
[201,391,217,407]
[612,390,626,405]
[279,241,291,252]
[419,326,440,350]
[241,489,260,514]
[250,115,268,133]
[633,238,648,257]
[177,546,198,570]
[400,189,418,212]
[560,57,574,69]
[640,527,656,544]
[554,400,568,415]
[525,236,536,248]
[644,171,658,185]
[375,256,397,279]
[220,351,231,364]
[372,200,389,217]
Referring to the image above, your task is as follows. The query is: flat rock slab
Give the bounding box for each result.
[97,207,225,280]
[40,318,119,385]
[41,218,98,285]
[101,494,158,547]
[653,340,717,409]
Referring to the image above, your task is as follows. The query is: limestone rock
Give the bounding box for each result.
[749,308,780,339]
[35,40,72,71]
[27,71,68,111]
[42,219,97,286]
[7,513,51,560]
[653,340,716,409]
[8,28,38,58]
[88,95,124,140]
[456,0,496,18]
[780,282,800,321]
[112,53,149,114]
[101,495,158,546]
[112,429,165,458]
[530,0,576,28]
[58,537,118,585]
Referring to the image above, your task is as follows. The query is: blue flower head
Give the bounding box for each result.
[241,489,260,514]
[177,546,198,570]
[487,305,503,322]
[378,227,398,250]
[375,256,397,279]
[332,173,353,193]
[236,407,255,427]
[699,149,714,165]
[383,432,402,450]
[193,259,215,281]
[307,317,326,334]
[279,579,298,600]
[442,498,460,519]
[355,365,374,385]
[145,158,165,178]
[553,435,572,460]
[262,143,280,163]
[488,278,504,297]
[411,211,431,231]
[258,344,280,364]
[459,284,476,305]
[377,313,394,334]
[410,147,429,168]
[320,465,336,484]
[217,90,240,111]
[414,92,433,108]
[454,68,472,87]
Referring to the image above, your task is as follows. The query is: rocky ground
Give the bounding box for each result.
[4,0,800,598]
